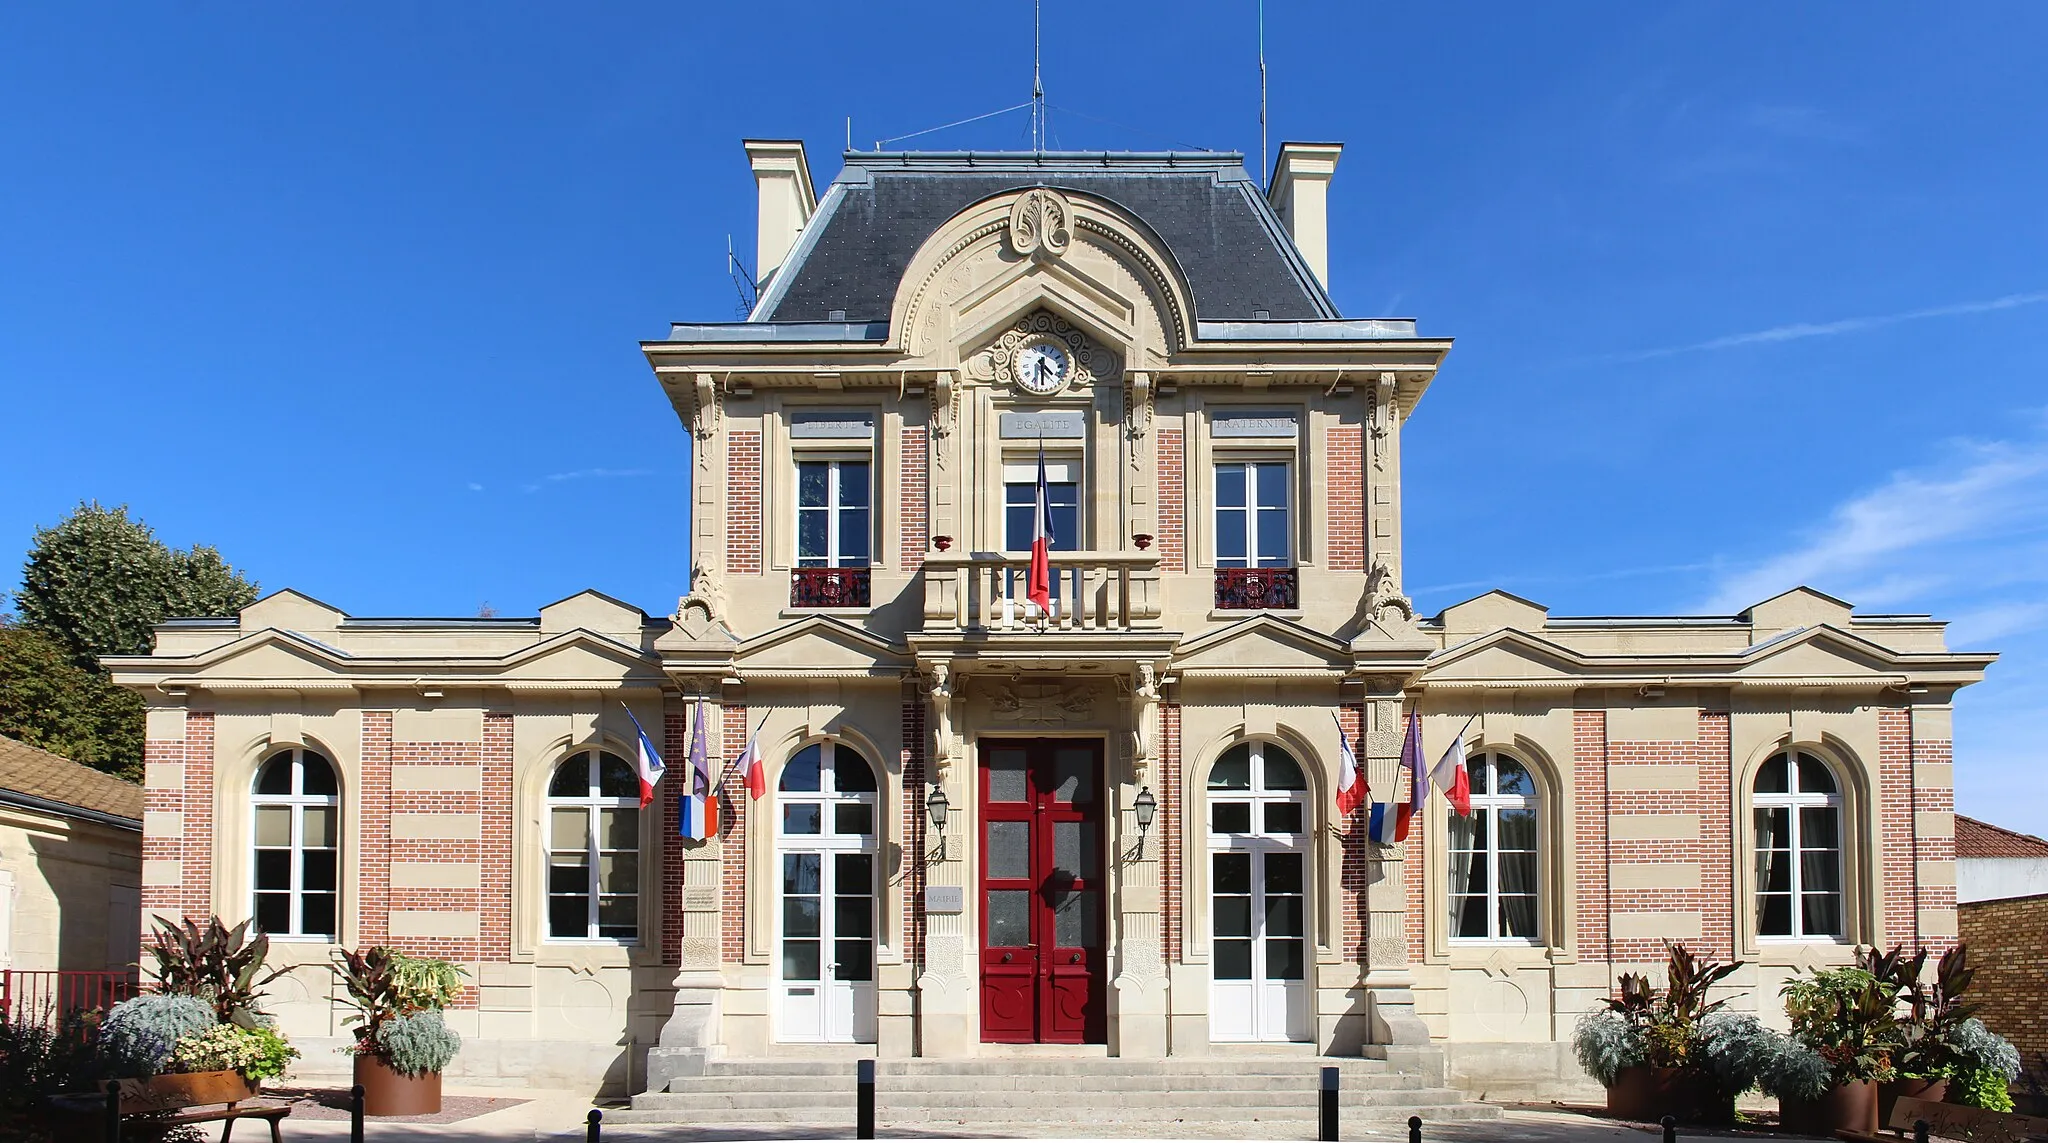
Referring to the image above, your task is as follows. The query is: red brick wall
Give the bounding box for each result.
[728,430,763,574]
[1157,427,1185,573]
[1325,427,1363,571]
[1574,710,1610,959]
[358,711,392,947]
[721,703,747,962]
[661,703,687,966]
[901,699,927,968]
[1958,894,2048,1065]
[1600,711,1734,961]
[1338,703,1369,963]
[143,711,216,925]
[1914,726,1957,953]
[1160,702,1182,964]
[901,426,928,572]
[1879,709,1924,948]
[383,732,482,960]
[481,713,513,958]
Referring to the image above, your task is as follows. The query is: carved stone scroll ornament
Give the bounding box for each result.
[1124,371,1152,473]
[1007,187,1072,261]
[1366,556,1416,627]
[930,370,956,471]
[674,558,729,637]
[1128,663,1159,786]
[965,310,1120,390]
[1370,371,1398,471]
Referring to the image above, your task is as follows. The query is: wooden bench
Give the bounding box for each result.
[102,1073,291,1143]
[1834,1096,2048,1143]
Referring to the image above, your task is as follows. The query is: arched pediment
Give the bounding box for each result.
[889,186,1198,366]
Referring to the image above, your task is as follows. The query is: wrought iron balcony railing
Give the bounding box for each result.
[790,566,871,608]
[1214,566,1299,611]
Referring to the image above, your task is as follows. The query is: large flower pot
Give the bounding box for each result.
[353,1053,441,1116]
[1878,1077,1949,1129]
[1606,1066,1733,1123]
[139,1070,256,1107]
[1781,1080,1878,1137]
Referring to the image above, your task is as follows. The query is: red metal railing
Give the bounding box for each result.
[0,969,140,1023]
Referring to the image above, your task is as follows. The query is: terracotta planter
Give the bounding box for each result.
[1606,1066,1733,1124]
[1879,1077,1948,1129]
[1780,1080,1878,1137]
[353,1053,441,1116]
[140,1069,256,1106]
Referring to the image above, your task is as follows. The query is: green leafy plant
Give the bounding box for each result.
[388,952,466,1012]
[1779,965,1901,1089]
[1599,941,1745,1069]
[1862,943,1980,1080]
[99,995,217,1078]
[372,1011,461,1078]
[1573,941,1758,1108]
[1758,1035,1834,1102]
[1949,1018,2021,1082]
[166,1024,298,1081]
[333,946,465,1068]
[144,916,287,1028]
[1953,1064,2016,1112]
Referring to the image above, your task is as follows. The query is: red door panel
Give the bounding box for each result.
[980,740,1104,1044]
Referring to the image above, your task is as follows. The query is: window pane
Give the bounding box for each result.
[303,805,336,848]
[783,853,820,896]
[1500,850,1537,895]
[834,852,872,895]
[1265,938,1304,981]
[255,756,294,795]
[797,510,828,563]
[1050,500,1079,551]
[833,747,877,792]
[1494,760,1533,796]
[835,939,874,981]
[781,746,821,792]
[784,896,821,938]
[1215,938,1253,980]
[1005,502,1033,551]
[301,893,336,937]
[549,895,588,938]
[1054,890,1098,948]
[1264,853,1304,895]
[1797,754,1837,795]
[1212,802,1252,834]
[599,854,637,894]
[1255,509,1289,565]
[254,893,291,935]
[1447,813,1478,856]
[1216,509,1248,565]
[549,756,589,797]
[1263,802,1304,835]
[1500,895,1539,940]
[798,462,829,508]
[1802,893,1843,937]
[1265,896,1303,938]
[1261,748,1306,790]
[596,753,637,799]
[783,803,822,835]
[1756,755,1790,794]
[1212,896,1252,938]
[1052,749,1093,802]
[838,463,870,507]
[1213,852,1251,894]
[548,858,589,894]
[1757,893,1792,936]
[1453,895,1488,938]
[833,802,873,836]
[987,891,1031,946]
[783,939,821,980]
[255,849,291,891]
[597,896,636,938]
[1448,845,1484,896]
[987,821,1030,880]
[1469,759,1492,795]
[988,750,1029,802]
[1800,850,1842,893]
[255,807,292,848]
[1498,807,1536,852]
[550,808,589,852]
[1053,820,1095,881]
[1255,462,1288,505]
[302,849,338,892]
[838,509,870,565]
[1209,745,1251,790]
[598,808,638,850]
[1215,464,1246,507]
[300,754,338,796]
[834,896,873,939]
[1800,806,1840,851]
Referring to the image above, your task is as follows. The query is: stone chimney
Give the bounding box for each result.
[743,140,816,290]
[1266,142,1343,290]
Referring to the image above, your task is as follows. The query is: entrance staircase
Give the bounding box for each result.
[614,1052,1501,1138]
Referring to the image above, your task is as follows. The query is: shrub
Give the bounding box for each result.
[1757,1034,1832,1102]
[100,995,216,1077]
[1572,1009,1645,1088]
[333,946,465,1054]
[373,1011,460,1078]
[1696,1010,1779,1096]
[1780,966,1900,1088]
[1953,1064,2016,1112]
[1949,1018,2021,1082]
[388,952,466,1012]
[166,1023,299,1081]
[0,1007,104,1108]
[1571,941,1755,1098]
[144,916,286,1028]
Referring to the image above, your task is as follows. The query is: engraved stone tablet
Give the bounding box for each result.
[790,409,876,439]
[925,886,965,914]
[999,410,1087,439]
[1212,409,1298,438]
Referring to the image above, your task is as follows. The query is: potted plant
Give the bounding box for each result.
[1945,1016,2021,1112]
[1572,941,1750,1123]
[1860,944,1964,1122]
[1765,965,1900,1136]
[333,947,466,1115]
[96,918,299,1101]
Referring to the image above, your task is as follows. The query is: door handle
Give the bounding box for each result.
[1069,952,1081,964]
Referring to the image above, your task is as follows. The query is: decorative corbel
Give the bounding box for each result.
[1123,370,1152,474]
[1370,371,1398,470]
[1128,662,1159,787]
[930,369,955,471]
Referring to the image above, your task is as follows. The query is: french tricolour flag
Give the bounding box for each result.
[1334,714,1366,817]
[1025,444,1054,616]
[1367,801,1413,844]
[1432,732,1472,817]
[624,706,665,808]
[680,700,718,840]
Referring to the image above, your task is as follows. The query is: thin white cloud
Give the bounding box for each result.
[520,468,656,493]
[1605,291,2048,363]
[1744,104,1868,145]
[466,482,485,492]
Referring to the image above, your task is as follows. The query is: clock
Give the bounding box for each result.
[1013,339,1071,395]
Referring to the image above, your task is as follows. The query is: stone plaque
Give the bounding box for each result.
[1212,409,1298,438]
[790,409,875,439]
[925,886,965,914]
[999,410,1086,439]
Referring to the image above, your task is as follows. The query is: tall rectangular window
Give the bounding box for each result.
[1003,461,1081,552]
[796,459,871,568]
[1216,461,1290,568]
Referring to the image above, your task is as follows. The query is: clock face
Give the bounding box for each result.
[1014,341,1071,394]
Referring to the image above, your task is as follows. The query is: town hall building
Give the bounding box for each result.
[107,139,1991,1102]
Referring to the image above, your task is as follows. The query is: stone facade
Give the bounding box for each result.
[105,139,1994,1097]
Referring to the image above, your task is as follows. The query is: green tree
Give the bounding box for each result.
[0,622,145,778]
[17,503,259,667]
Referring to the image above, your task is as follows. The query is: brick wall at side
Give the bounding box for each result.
[1157,427,1185,573]
[1959,894,2048,1067]
[901,425,928,572]
[144,712,215,925]
[1880,711,1916,946]
[662,703,687,966]
[1160,702,1182,963]
[359,711,393,947]
[1338,703,1368,963]
[1325,427,1363,571]
[1573,710,1609,959]
[728,430,763,574]
[1914,731,1957,951]
[721,703,748,962]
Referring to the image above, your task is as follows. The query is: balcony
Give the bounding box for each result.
[790,566,871,609]
[920,552,1163,632]
[1214,566,1299,611]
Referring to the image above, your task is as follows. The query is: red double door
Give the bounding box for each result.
[979,739,1106,1044]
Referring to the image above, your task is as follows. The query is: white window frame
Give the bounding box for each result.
[250,749,340,941]
[774,742,880,1043]
[1205,741,1312,1043]
[544,750,641,944]
[1447,752,1542,946]
[1001,455,1083,553]
[1213,459,1293,569]
[1754,751,1846,942]
[795,456,873,568]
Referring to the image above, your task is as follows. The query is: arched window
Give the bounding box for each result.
[1754,751,1844,939]
[1447,753,1539,942]
[251,749,339,939]
[775,742,878,1043]
[546,750,640,941]
[1207,741,1310,1042]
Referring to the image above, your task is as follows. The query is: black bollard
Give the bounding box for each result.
[102,1080,120,1143]
[1319,1066,1338,1142]
[586,1108,603,1143]
[1661,1115,1676,1143]
[349,1084,366,1143]
[1408,1113,1423,1143]
[857,1058,875,1140]
[1915,1121,1930,1143]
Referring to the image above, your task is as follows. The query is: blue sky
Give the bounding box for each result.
[3,4,2044,830]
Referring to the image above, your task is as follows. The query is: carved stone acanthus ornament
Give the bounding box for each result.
[1370,371,1398,470]
[965,310,1120,392]
[1007,188,1072,262]
[1366,556,1416,627]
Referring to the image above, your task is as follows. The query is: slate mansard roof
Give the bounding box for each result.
[752,151,1341,325]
